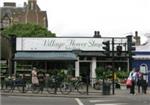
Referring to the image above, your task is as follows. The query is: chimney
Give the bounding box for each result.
[24,2,27,7]
[94,31,101,38]
[134,31,141,46]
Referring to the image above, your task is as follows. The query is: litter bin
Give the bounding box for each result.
[102,82,111,95]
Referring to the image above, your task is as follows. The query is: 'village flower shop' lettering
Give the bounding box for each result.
[44,40,65,49]
[43,39,103,50]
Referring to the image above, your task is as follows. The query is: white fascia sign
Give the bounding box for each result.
[16,37,127,51]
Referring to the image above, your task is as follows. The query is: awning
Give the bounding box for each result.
[133,55,150,60]
[79,52,104,56]
[14,52,77,61]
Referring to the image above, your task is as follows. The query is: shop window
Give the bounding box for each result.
[0,60,8,75]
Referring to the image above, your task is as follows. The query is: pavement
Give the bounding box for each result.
[1,86,150,98]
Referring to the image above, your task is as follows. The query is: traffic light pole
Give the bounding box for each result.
[102,38,115,95]
[112,38,115,95]
[126,35,136,71]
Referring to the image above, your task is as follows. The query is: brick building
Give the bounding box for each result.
[0,0,48,75]
[0,0,48,29]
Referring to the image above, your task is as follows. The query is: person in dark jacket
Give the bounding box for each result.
[136,71,143,94]
[141,76,148,94]
[129,69,137,95]
[38,71,45,93]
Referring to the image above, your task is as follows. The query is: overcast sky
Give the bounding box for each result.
[0,0,150,43]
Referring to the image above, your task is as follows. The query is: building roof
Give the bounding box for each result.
[136,35,150,52]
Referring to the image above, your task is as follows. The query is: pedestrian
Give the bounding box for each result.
[136,70,143,94]
[128,68,137,95]
[38,71,45,93]
[32,67,39,88]
[141,76,148,94]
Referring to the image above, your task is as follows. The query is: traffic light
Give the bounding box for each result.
[116,45,122,56]
[127,35,136,56]
[102,41,110,56]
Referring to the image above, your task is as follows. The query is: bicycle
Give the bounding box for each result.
[3,76,41,94]
[26,83,41,94]
[3,77,29,93]
[45,76,56,94]
[60,77,87,95]
[46,75,65,94]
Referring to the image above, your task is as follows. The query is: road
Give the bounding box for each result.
[1,96,77,105]
[79,95,150,105]
[1,94,150,105]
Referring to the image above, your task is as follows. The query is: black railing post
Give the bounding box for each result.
[112,38,115,95]
[22,74,25,93]
[86,75,89,95]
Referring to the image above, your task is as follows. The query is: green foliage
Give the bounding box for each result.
[95,67,104,79]
[96,67,129,81]
[116,70,129,79]
[67,65,74,76]
[95,67,112,80]
[57,69,68,80]
[2,23,55,37]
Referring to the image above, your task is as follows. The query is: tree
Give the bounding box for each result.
[2,23,55,37]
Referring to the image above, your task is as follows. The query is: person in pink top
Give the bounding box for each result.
[32,67,39,86]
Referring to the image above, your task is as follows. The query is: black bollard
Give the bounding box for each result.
[22,75,25,93]
[86,75,89,95]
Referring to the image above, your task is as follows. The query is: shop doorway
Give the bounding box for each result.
[80,62,91,83]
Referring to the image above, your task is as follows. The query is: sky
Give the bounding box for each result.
[0,0,150,43]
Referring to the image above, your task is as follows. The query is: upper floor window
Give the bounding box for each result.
[2,14,11,28]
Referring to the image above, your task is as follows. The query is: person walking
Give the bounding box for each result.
[141,76,148,94]
[129,69,137,95]
[38,71,45,93]
[136,70,143,94]
[32,67,39,88]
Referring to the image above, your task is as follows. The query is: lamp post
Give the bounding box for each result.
[10,34,16,75]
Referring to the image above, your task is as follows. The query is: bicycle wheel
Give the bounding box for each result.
[32,84,40,94]
[60,82,71,95]
[3,81,13,93]
[3,84,12,93]
[77,82,87,94]
[17,83,30,93]
[47,83,56,94]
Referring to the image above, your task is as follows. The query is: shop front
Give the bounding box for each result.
[14,37,129,85]
[133,49,150,85]
[14,51,77,76]
[132,35,150,85]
